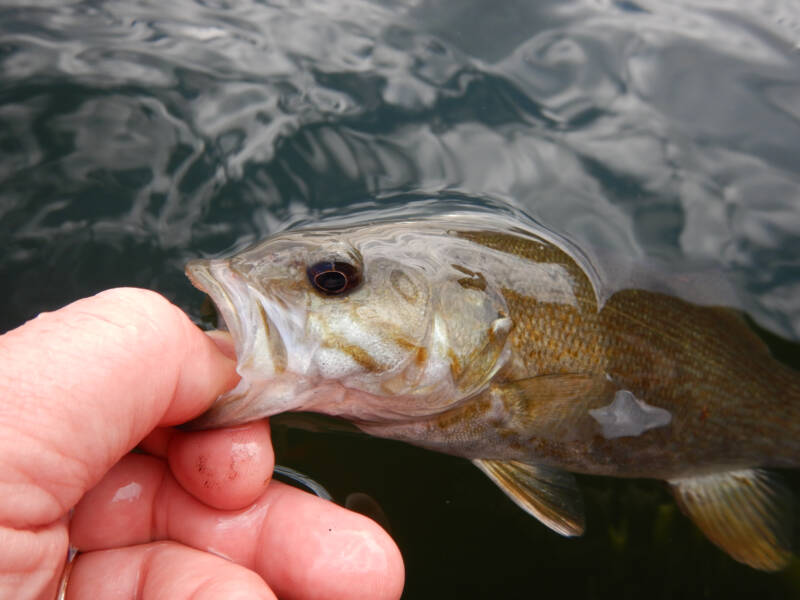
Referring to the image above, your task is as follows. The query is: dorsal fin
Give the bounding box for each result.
[669,468,794,571]
[473,458,585,536]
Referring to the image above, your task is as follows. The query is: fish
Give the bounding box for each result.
[185,210,800,570]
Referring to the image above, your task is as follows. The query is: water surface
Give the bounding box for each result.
[2,1,800,597]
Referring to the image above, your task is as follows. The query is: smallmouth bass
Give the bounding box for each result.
[186,211,800,570]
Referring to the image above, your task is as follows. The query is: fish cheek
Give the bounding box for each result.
[358,268,431,348]
[389,269,420,304]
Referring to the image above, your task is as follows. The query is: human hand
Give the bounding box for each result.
[0,288,404,599]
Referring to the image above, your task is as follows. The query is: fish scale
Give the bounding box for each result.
[186,211,800,571]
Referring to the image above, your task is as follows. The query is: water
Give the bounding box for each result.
[1,0,800,597]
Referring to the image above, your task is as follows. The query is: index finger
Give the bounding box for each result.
[0,288,240,528]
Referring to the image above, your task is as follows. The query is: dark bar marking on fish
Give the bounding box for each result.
[331,340,382,372]
[452,264,488,291]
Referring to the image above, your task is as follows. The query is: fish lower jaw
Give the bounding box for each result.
[186,374,322,428]
[239,374,346,414]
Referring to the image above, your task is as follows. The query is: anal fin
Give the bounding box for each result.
[670,468,794,571]
[473,458,585,537]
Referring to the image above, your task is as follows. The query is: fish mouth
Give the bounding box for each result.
[185,258,297,428]
[186,258,247,351]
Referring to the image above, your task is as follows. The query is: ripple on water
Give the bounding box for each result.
[1,1,800,597]
[0,0,799,341]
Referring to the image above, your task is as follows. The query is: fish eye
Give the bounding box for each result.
[307,260,361,295]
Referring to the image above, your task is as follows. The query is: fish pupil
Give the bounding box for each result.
[316,270,346,292]
[308,260,361,295]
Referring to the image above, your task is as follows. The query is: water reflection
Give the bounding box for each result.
[3,0,799,336]
[1,0,799,595]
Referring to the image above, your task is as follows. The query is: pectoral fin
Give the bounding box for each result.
[473,458,585,536]
[487,374,619,442]
[669,469,794,571]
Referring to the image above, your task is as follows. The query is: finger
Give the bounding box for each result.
[139,427,173,457]
[167,421,273,510]
[67,541,276,600]
[0,515,68,600]
[0,288,240,528]
[71,454,405,600]
[205,329,237,360]
[256,482,404,600]
[138,421,273,510]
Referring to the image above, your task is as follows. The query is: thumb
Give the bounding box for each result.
[0,288,239,529]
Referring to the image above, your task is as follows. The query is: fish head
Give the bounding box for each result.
[186,223,512,427]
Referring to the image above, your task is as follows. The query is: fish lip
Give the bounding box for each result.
[186,258,245,352]
[185,258,298,427]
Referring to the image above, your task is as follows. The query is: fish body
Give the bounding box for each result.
[186,211,800,570]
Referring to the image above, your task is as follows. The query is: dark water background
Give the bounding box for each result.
[2,0,800,597]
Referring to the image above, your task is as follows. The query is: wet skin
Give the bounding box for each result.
[186,214,800,570]
[0,288,404,600]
